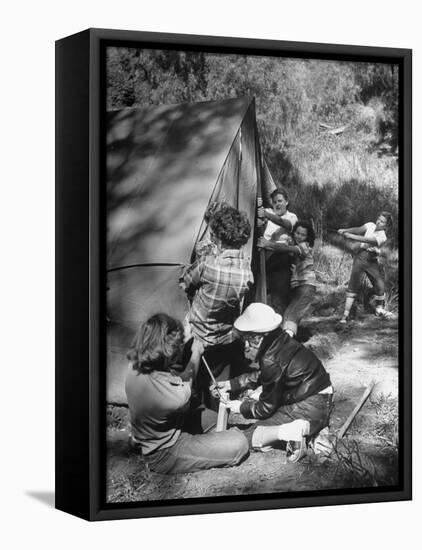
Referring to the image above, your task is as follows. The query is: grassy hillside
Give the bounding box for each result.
[107,48,399,283]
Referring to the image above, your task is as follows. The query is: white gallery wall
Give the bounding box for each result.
[0,1,419,548]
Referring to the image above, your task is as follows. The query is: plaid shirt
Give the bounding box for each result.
[182,249,254,347]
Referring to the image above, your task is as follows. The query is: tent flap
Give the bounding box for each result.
[107,97,269,404]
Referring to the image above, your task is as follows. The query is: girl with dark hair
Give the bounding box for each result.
[338,211,393,323]
[194,201,231,260]
[125,313,248,474]
[181,205,253,408]
[258,220,317,337]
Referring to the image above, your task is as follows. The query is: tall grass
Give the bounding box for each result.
[314,240,352,286]
[266,119,399,248]
[371,394,399,448]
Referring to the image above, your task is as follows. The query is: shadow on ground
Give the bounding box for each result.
[26,491,55,508]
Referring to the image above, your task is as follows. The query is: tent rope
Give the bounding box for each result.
[107,262,184,273]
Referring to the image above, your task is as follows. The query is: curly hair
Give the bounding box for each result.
[209,206,251,249]
[127,313,184,374]
[293,220,316,247]
[204,200,231,224]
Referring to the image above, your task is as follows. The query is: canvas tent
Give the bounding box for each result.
[107,96,275,404]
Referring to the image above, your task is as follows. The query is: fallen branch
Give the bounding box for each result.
[327,125,348,135]
[338,380,376,439]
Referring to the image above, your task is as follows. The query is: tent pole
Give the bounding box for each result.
[254,106,267,305]
[258,250,267,304]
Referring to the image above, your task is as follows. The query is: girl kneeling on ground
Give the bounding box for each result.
[125,313,249,474]
[338,211,393,324]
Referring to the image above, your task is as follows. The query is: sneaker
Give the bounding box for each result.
[375,307,393,319]
[278,419,310,462]
[339,315,348,325]
[286,438,308,463]
[311,428,333,456]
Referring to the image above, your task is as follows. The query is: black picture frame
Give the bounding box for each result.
[55,28,412,521]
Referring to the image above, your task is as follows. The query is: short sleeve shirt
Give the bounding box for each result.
[125,369,191,455]
[361,222,387,255]
[182,249,254,346]
[264,209,298,243]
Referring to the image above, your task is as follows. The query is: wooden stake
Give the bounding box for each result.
[338,380,376,439]
[202,356,229,432]
[216,390,229,432]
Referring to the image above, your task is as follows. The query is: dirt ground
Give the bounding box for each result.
[106,312,399,503]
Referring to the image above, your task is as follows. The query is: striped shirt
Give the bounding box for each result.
[182,249,254,347]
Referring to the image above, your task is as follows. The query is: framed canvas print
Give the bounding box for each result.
[55,28,412,521]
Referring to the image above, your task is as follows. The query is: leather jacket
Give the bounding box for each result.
[232,328,331,420]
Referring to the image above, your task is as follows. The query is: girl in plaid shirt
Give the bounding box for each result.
[181,206,253,407]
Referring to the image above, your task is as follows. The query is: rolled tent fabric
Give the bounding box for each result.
[106,97,263,404]
[261,156,277,207]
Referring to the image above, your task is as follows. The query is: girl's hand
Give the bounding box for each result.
[338,229,346,235]
[257,237,270,249]
[209,380,231,398]
[191,338,204,358]
[225,400,242,413]
[257,205,265,219]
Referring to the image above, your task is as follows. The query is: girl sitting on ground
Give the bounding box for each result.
[125,313,248,474]
[338,211,393,324]
[258,220,316,338]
